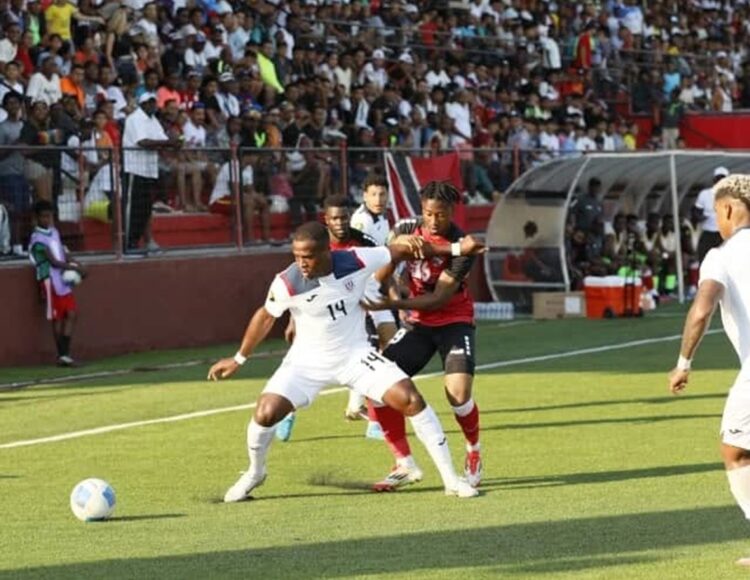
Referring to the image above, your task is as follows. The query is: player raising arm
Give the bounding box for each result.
[208,221,485,502]
[668,174,750,567]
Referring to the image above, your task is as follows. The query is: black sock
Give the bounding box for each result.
[58,335,71,358]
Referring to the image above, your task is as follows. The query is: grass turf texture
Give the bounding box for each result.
[1,307,748,579]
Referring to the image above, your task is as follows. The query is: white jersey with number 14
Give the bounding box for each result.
[263,247,391,368]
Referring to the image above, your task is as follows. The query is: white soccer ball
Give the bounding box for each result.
[70,478,116,521]
[62,270,82,287]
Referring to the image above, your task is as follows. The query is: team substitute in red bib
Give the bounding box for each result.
[365,181,482,490]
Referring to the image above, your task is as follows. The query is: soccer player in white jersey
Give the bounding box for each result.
[209,221,485,502]
[669,174,750,566]
[351,172,391,245]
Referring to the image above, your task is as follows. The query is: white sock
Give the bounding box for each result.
[409,405,458,489]
[727,465,750,519]
[451,399,475,417]
[347,390,365,412]
[396,455,417,470]
[246,420,275,478]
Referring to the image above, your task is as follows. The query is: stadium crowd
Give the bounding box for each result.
[1,0,750,255]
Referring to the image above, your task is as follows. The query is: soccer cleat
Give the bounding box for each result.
[737,557,750,567]
[464,450,482,488]
[372,464,424,492]
[275,413,296,442]
[344,405,368,421]
[365,421,385,440]
[445,478,480,498]
[223,470,266,503]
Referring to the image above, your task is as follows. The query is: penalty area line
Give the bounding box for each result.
[0,330,720,450]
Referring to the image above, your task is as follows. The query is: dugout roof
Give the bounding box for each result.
[484,151,750,305]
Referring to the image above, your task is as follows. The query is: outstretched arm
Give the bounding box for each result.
[374,234,484,284]
[387,233,484,263]
[668,279,723,394]
[208,306,277,380]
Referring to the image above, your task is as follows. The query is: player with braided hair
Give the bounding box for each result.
[364,181,484,491]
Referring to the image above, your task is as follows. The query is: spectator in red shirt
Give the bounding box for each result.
[157,70,182,110]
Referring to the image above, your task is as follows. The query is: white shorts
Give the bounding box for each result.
[720,383,750,450]
[262,347,408,409]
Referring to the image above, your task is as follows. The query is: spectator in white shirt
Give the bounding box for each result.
[217,73,240,118]
[0,61,24,106]
[0,23,20,72]
[575,127,598,152]
[204,27,225,61]
[445,90,473,146]
[184,33,209,75]
[359,49,388,91]
[122,92,180,252]
[180,104,214,212]
[227,13,250,62]
[27,57,63,107]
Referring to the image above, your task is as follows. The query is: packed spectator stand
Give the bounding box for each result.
[0,0,747,262]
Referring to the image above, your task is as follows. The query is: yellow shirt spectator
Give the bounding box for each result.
[46,2,77,41]
[45,0,104,43]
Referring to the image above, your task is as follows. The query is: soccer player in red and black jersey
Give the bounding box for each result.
[276,195,397,441]
[365,181,482,490]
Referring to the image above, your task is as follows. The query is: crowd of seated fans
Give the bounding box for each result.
[1,0,750,256]
[562,176,702,298]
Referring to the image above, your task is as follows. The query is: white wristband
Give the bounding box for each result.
[233,351,247,366]
[676,355,692,371]
[451,241,462,257]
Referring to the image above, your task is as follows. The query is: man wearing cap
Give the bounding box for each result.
[122,92,180,252]
[360,49,387,91]
[185,32,209,75]
[694,166,730,262]
[217,73,241,118]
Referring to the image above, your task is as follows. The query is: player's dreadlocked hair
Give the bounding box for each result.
[714,174,750,211]
[293,221,329,248]
[419,181,462,205]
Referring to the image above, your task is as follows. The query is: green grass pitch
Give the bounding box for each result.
[1,308,749,579]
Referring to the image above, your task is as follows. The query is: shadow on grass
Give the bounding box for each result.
[109,514,186,523]
[481,393,726,415]
[290,413,720,446]
[489,413,720,431]
[486,462,724,490]
[1,506,745,579]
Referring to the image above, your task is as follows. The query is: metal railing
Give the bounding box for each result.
[0,142,675,261]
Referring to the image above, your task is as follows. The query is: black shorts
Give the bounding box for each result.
[383,322,476,377]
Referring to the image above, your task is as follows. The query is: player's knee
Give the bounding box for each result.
[383,380,424,416]
[400,381,426,416]
[254,396,284,427]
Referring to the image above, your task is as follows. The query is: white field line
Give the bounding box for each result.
[0,330,720,450]
[0,350,288,391]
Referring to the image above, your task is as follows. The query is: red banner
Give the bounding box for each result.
[383,151,467,229]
